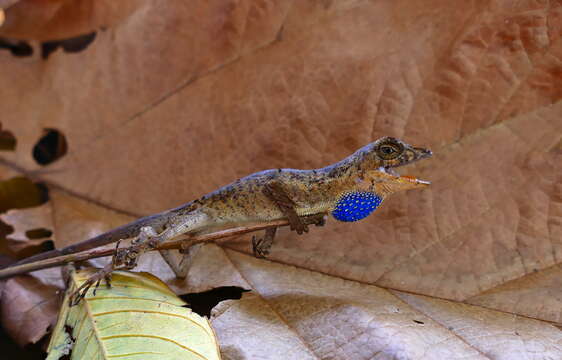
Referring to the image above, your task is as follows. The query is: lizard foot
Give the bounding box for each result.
[69,262,113,306]
[251,215,324,259]
[302,213,327,227]
[68,239,125,306]
[69,227,162,305]
[252,227,277,258]
[263,182,309,235]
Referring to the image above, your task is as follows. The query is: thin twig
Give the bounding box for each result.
[0,219,289,279]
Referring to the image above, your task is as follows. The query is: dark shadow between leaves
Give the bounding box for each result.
[0,38,33,57]
[179,286,250,318]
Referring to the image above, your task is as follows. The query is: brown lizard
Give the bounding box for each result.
[10,137,432,303]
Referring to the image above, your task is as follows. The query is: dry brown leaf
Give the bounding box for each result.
[0,203,53,259]
[0,0,560,357]
[466,264,562,324]
[0,0,19,9]
[0,0,137,41]
[0,275,60,346]
[47,189,133,249]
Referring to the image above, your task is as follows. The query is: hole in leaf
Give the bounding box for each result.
[0,123,16,151]
[25,228,53,239]
[0,220,14,238]
[180,286,250,318]
[60,325,75,359]
[32,128,68,165]
[0,219,16,263]
[41,32,96,59]
[0,38,33,57]
[9,239,54,260]
[64,324,76,342]
[40,41,59,60]
[60,32,97,53]
[0,177,49,213]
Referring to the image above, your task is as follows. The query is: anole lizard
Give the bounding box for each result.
[11,137,432,302]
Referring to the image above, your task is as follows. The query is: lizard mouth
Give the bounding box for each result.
[378,166,431,185]
[378,147,432,185]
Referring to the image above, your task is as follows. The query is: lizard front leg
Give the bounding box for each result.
[253,181,326,258]
[157,211,210,279]
[251,181,302,258]
[252,227,277,258]
[252,213,326,258]
[262,181,308,234]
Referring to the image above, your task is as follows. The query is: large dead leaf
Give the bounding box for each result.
[189,244,562,359]
[0,274,60,347]
[0,0,560,358]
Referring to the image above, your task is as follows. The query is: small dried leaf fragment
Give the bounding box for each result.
[47,269,221,360]
[0,203,52,241]
[0,175,51,259]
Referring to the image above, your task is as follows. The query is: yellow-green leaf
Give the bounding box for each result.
[47,269,221,360]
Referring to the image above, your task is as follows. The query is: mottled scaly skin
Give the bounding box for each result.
[13,137,431,266]
[160,136,432,235]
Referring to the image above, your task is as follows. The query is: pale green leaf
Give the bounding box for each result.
[47,269,221,360]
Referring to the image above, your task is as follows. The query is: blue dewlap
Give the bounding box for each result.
[331,191,383,222]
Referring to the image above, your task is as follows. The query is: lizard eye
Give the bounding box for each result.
[377,142,403,160]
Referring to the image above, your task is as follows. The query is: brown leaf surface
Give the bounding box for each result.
[0,0,138,41]
[0,275,60,347]
[192,244,562,359]
[0,0,561,357]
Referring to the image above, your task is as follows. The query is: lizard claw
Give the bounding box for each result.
[68,237,146,306]
[305,213,327,227]
[69,263,113,306]
[291,222,309,235]
[252,235,269,258]
[252,227,277,259]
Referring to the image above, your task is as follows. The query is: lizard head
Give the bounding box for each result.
[331,137,432,222]
[372,136,432,172]
[357,136,432,196]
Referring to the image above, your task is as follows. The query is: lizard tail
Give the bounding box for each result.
[3,211,173,268]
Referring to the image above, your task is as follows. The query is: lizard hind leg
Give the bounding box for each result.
[69,211,210,305]
[156,210,211,279]
[159,247,199,279]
